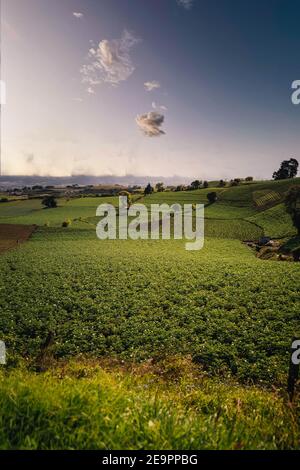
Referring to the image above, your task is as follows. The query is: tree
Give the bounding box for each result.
[218,180,226,188]
[203,181,209,189]
[190,180,202,190]
[285,186,300,235]
[175,185,185,192]
[155,182,165,192]
[207,192,217,203]
[273,158,299,180]
[230,178,241,187]
[42,196,57,209]
[245,176,254,182]
[144,183,154,196]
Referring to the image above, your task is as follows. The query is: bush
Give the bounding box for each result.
[42,196,57,209]
[62,219,72,228]
[0,197,9,203]
[207,192,218,203]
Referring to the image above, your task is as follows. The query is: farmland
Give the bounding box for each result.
[0,178,300,449]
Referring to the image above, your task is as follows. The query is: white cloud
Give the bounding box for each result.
[177,0,194,9]
[73,12,84,19]
[136,111,166,137]
[81,30,139,92]
[144,81,161,92]
[152,102,168,112]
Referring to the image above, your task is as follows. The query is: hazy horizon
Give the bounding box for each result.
[1,0,300,180]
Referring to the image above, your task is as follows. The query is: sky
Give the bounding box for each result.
[1,0,300,180]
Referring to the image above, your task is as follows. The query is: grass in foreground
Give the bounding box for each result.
[0,358,299,450]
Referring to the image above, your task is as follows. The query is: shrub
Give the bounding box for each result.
[42,196,57,209]
[207,192,218,203]
[62,219,72,228]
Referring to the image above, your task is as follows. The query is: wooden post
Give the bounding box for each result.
[288,338,300,401]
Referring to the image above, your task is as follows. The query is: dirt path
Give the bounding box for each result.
[0,224,37,254]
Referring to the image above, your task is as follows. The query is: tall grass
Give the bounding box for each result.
[0,359,299,450]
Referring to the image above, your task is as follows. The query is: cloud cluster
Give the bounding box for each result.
[177,0,194,9]
[73,12,83,19]
[136,112,166,137]
[144,81,161,92]
[81,30,139,92]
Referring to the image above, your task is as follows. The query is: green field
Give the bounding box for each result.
[0,179,300,449]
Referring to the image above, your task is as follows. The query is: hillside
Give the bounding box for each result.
[0,178,299,450]
[1,178,299,239]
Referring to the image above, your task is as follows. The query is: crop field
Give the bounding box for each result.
[247,204,297,239]
[0,179,300,449]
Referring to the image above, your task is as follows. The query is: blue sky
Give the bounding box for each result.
[1,0,300,179]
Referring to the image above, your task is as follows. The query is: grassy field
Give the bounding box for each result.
[0,179,300,449]
[0,359,298,450]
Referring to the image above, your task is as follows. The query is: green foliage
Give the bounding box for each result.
[155,182,165,192]
[273,158,299,180]
[42,196,57,209]
[285,186,300,235]
[1,179,300,449]
[0,231,299,384]
[207,192,218,203]
[62,219,72,228]
[0,362,298,450]
[144,184,154,196]
[247,204,296,238]
[190,180,202,190]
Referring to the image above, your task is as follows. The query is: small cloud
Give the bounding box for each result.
[73,12,84,19]
[144,81,161,92]
[152,102,168,112]
[81,29,140,93]
[72,97,83,102]
[177,0,194,9]
[136,111,166,137]
[87,87,95,95]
